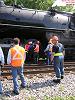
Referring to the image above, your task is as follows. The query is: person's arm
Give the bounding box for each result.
[63,49,65,56]
[63,45,65,56]
[50,45,55,62]
[61,44,65,56]
[49,44,53,52]
[24,51,26,61]
[0,47,4,66]
[7,49,11,65]
[44,44,50,52]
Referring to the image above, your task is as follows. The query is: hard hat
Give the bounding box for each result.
[52,36,59,41]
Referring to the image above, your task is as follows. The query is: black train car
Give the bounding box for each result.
[0,0,75,62]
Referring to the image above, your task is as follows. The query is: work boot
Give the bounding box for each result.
[61,75,64,79]
[0,92,3,95]
[13,90,19,95]
[53,79,61,83]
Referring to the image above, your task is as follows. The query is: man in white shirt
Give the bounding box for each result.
[0,47,4,94]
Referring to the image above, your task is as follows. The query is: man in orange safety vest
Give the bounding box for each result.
[7,38,26,95]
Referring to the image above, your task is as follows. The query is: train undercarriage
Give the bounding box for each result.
[0,26,75,63]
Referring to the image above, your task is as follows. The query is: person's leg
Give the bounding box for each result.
[0,66,3,94]
[0,80,3,94]
[34,53,39,64]
[11,67,19,93]
[33,52,36,64]
[36,53,39,64]
[47,56,50,65]
[35,53,39,64]
[54,57,61,79]
[27,52,31,64]
[46,51,50,65]
[60,56,64,78]
[25,52,28,64]
[47,51,51,65]
[18,66,26,87]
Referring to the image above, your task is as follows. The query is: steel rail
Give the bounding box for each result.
[2,62,75,70]
[1,67,75,76]
[1,62,75,77]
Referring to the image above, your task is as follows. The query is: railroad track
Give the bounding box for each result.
[1,62,75,78]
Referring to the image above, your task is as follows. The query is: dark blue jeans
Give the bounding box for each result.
[11,65,26,92]
[46,51,51,65]
[0,66,2,93]
[54,56,64,78]
[33,52,39,64]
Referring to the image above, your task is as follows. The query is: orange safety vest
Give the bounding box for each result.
[34,44,39,53]
[10,45,25,67]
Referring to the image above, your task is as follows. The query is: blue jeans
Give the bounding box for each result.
[47,51,51,65]
[0,81,2,94]
[54,56,64,78]
[0,66,3,93]
[11,65,26,92]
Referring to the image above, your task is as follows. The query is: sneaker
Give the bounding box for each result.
[13,90,19,95]
[61,76,64,79]
[53,79,60,83]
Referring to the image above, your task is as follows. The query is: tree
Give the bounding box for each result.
[4,0,14,5]
[4,0,54,10]
[4,0,75,12]
[54,5,74,12]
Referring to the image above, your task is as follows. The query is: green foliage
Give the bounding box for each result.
[43,96,75,100]
[44,95,51,100]
[4,0,14,5]
[4,0,53,10]
[54,5,74,12]
[17,0,54,10]
[4,0,75,12]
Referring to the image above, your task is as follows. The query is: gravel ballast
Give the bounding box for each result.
[0,73,75,100]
